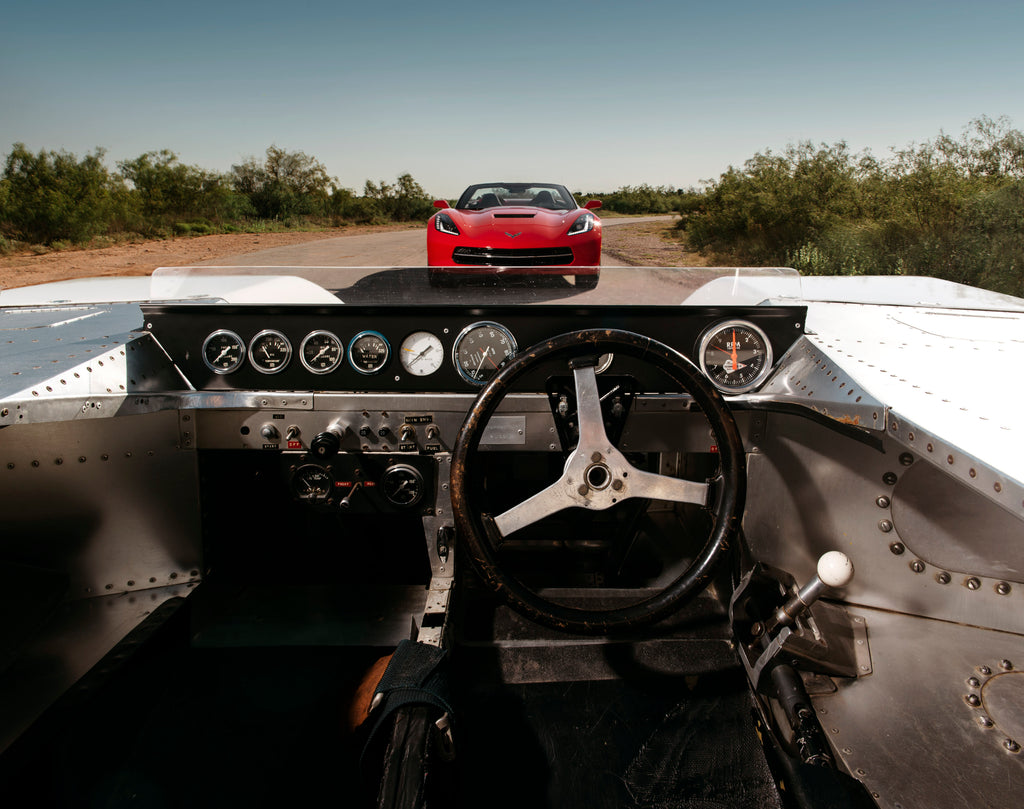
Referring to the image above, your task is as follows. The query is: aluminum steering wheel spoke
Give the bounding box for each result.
[492,363,707,537]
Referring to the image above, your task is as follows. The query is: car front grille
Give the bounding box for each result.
[452,247,574,266]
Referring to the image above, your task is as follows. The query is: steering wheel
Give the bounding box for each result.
[451,329,746,634]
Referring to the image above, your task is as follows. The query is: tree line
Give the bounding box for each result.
[2,119,1022,297]
[0,144,438,250]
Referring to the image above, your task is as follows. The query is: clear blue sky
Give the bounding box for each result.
[2,0,1022,198]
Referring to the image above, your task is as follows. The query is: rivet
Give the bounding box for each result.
[965,577,981,590]
[591,451,603,463]
[910,559,925,573]
[969,468,977,478]
[890,542,906,555]
[883,472,898,486]
[926,443,934,452]
[611,479,624,491]
[979,666,992,676]
[967,677,980,688]
[54,457,63,465]
[947,455,955,465]
[878,520,893,533]
[78,456,87,463]
[875,496,891,508]
[1000,659,1014,671]
[996,582,1011,596]
[993,482,1002,493]
[1004,739,1021,753]
[936,571,951,585]
[578,484,588,496]
[899,453,914,466]
[965,694,981,707]
[979,716,994,728]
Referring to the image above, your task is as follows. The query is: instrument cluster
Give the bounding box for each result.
[144,302,804,395]
[201,321,520,386]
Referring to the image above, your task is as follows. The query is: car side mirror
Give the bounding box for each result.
[433,200,450,209]
[584,200,602,210]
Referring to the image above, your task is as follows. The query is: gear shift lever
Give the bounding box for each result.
[769,551,854,631]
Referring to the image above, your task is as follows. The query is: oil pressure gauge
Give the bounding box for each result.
[381,463,425,507]
[697,320,773,394]
[203,330,245,374]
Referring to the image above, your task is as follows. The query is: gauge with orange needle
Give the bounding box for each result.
[697,320,773,393]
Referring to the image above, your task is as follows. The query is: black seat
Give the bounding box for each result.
[477,193,501,209]
[531,190,555,208]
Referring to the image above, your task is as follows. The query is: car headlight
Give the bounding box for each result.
[567,212,595,235]
[435,213,460,236]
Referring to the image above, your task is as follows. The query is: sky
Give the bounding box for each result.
[2,0,1023,198]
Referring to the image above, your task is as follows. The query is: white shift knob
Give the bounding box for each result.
[816,551,854,589]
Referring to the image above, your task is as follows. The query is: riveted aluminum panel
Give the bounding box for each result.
[813,607,1024,809]
[0,412,202,598]
[743,412,1024,635]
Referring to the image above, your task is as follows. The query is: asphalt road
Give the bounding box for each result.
[197,215,676,268]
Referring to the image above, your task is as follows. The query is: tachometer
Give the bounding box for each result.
[697,320,773,394]
[202,330,245,374]
[300,330,343,374]
[400,331,444,377]
[452,321,517,385]
[348,331,390,375]
[248,329,292,374]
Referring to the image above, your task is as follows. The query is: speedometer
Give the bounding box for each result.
[452,321,517,385]
[697,320,773,393]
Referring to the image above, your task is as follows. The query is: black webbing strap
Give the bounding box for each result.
[361,640,453,766]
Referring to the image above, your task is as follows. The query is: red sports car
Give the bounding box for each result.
[427,182,602,288]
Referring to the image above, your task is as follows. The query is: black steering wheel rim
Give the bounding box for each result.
[451,329,746,634]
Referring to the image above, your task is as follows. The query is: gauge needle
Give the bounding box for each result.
[214,346,231,362]
[730,330,739,374]
[476,348,490,373]
[712,344,746,373]
[262,345,271,358]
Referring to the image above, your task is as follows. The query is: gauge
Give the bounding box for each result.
[697,320,773,394]
[452,321,517,385]
[381,463,425,507]
[202,330,245,374]
[300,330,343,374]
[248,329,292,374]
[348,331,390,375]
[291,464,334,503]
[400,331,444,377]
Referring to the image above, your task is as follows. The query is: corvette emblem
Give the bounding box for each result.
[505,231,522,239]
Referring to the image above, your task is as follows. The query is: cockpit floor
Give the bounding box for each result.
[453,666,780,809]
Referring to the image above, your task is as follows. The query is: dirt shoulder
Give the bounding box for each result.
[0,224,419,290]
[0,218,705,290]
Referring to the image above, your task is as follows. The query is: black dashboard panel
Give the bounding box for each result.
[142,304,807,393]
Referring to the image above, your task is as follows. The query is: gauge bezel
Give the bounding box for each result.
[247,329,292,375]
[291,463,335,503]
[202,329,246,375]
[452,321,518,386]
[399,330,444,377]
[347,330,391,375]
[697,319,774,394]
[381,463,425,507]
[299,330,344,375]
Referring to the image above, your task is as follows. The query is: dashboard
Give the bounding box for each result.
[142,302,805,521]
[143,303,806,395]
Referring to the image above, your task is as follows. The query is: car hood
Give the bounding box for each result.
[448,206,590,237]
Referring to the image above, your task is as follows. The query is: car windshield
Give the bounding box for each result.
[138,265,801,306]
[455,183,577,211]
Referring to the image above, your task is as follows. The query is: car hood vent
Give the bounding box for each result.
[493,214,536,219]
